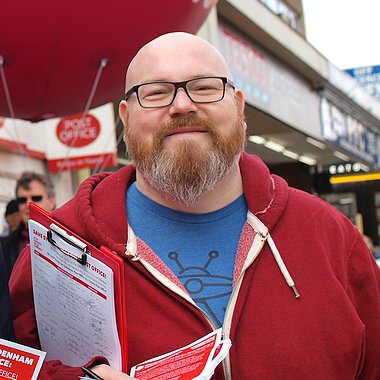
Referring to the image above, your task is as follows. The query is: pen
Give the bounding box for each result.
[81,366,104,380]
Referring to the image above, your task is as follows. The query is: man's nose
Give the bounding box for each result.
[169,88,198,115]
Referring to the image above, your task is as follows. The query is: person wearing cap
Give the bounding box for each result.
[1,199,21,237]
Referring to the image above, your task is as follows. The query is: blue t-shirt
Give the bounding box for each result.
[126,183,247,327]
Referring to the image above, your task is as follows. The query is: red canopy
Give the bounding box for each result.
[0,0,216,122]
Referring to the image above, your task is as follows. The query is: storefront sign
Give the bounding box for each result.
[56,113,100,148]
[220,28,269,106]
[345,65,380,101]
[44,103,117,172]
[0,104,117,171]
[218,23,321,139]
[320,97,380,166]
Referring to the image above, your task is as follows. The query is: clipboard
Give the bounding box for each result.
[29,202,128,372]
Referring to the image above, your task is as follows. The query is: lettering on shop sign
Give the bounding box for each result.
[320,97,380,165]
[56,113,100,148]
[346,65,380,101]
[223,29,267,85]
[222,29,269,104]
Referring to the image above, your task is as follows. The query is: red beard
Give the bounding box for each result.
[125,112,246,205]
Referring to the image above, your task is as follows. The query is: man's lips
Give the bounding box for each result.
[165,127,208,137]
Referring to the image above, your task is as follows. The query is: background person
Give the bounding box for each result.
[1,199,21,237]
[9,32,380,379]
[1,171,56,279]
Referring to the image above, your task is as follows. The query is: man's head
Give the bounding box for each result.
[5,199,21,232]
[119,32,247,206]
[16,172,56,225]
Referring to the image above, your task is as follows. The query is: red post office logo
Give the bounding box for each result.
[56,113,100,147]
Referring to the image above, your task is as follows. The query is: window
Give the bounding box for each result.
[259,0,300,32]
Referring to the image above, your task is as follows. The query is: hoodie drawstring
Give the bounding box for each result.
[267,233,300,298]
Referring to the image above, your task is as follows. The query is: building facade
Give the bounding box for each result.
[197,0,380,244]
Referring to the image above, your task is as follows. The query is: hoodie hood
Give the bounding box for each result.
[239,153,288,231]
[53,152,289,255]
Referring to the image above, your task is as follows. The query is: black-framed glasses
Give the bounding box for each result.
[17,195,44,204]
[125,76,235,109]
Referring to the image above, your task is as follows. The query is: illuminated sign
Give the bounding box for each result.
[320,97,380,166]
[345,65,380,101]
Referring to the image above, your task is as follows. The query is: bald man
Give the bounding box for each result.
[10,32,380,379]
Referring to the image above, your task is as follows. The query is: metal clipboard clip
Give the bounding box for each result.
[47,223,90,265]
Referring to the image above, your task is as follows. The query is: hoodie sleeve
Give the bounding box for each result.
[9,246,109,379]
[9,246,38,348]
[345,229,380,379]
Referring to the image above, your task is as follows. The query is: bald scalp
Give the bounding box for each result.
[125,32,232,91]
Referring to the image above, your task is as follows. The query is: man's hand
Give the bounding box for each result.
[90,364,137,379]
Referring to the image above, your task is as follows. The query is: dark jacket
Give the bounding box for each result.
[0,222,27,279]
[0,242,15,341]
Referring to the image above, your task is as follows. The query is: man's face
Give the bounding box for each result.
[17,180,55,225]
[120,34,246,205]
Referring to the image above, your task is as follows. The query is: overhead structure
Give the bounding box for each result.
[0,0,216,122]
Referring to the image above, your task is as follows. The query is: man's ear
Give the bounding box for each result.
[119,100,128,126]
[242,121,247,134]
[235,89,246,114]
[119,100,129,142]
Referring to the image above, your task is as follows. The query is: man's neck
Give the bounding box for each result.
[135,162,244,214]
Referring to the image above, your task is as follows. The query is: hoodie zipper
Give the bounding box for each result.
[221,212,268,379]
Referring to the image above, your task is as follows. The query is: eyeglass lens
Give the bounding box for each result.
[17,195,44,204]
[138,77,226,108]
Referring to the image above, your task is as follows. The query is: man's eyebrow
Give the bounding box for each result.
[136,74,221,84]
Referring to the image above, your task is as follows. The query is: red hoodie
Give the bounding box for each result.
[10,153,380,379]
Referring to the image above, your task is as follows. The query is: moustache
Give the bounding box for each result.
[158,115,215,137]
